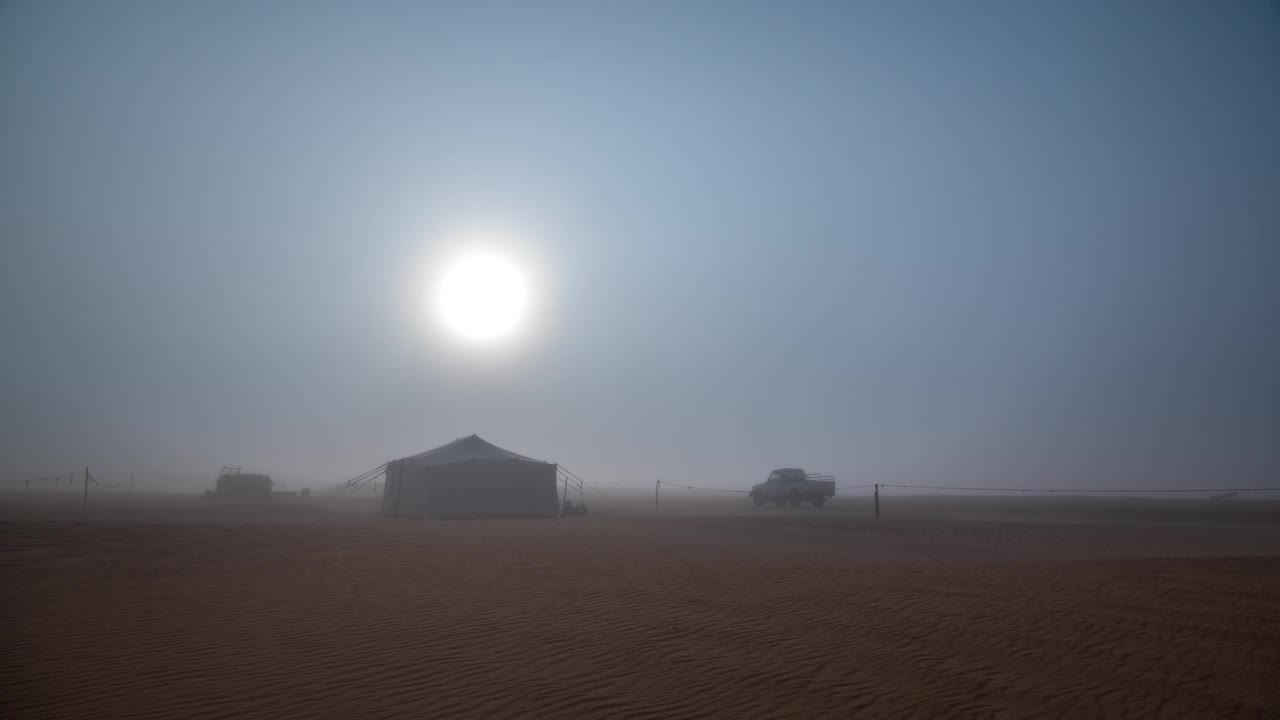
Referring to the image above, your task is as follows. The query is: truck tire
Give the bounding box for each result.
[810,495,826,507]
[752,495,764,507]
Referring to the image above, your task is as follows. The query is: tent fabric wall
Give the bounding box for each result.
[380,462,406,517]
[380,435,559,519]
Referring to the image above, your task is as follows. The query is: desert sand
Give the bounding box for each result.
[3,492,1279,719]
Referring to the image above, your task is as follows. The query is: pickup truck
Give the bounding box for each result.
[749,468,836,507]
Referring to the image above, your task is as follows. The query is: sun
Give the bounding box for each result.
[436,252,528,341]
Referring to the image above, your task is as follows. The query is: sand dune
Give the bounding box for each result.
[3,496,1279,718]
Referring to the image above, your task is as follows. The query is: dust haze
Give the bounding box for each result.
[2,3,1279,719]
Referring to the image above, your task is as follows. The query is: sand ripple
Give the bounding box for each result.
[3,516,1278,719]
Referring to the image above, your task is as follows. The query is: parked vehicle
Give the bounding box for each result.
[203,466,273,501]
[749,468,835,507]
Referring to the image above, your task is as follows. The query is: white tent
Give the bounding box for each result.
[380,435,559,519]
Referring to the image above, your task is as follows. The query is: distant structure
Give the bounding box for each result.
[380,435,558,519]
[205,466,273,501]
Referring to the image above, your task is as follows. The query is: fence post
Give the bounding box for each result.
[655,479,661,514]
[874,483,880,519]
[83,467,89,508]
[129,473,134,495]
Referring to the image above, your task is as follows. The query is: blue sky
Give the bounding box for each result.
[2,1,1278,490]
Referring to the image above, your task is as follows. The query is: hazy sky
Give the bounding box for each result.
[2,1,1278,491]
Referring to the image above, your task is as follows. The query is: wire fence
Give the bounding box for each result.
[13,465,1277,519]
[652,480,1280,498]
[1,473,77,488]
[3,471,124,489]
[644,476,1280,518]
[652,481,875,495]
[558,466,617,512]
[876,483,1280,494]
[659,481,749,494]
[86,470,119,490]
[0,468,124,508]
[318,464,387,499]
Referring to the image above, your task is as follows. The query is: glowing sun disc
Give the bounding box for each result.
[436,253,527,340]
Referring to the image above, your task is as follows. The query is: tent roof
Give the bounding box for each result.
[398,434,551,467]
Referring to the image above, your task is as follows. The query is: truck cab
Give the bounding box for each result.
[749,468,836,507]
